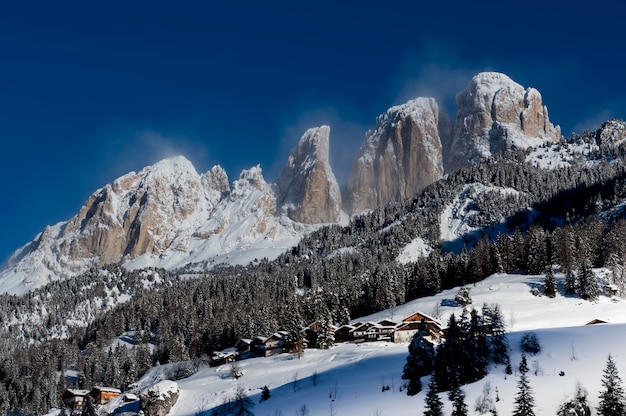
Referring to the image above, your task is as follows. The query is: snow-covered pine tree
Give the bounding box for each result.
[315,313,335,350]
[544,266,557,298]
[598,355,625,416]
[564,269,578,296]
[434,314,463,391]
[512,353,535,416]
[402,331,436,395]
[464,309,489,382]
[526,226,547,275]
[423,377,444,416]
[486,304,509,365]
[577,255,600,301]
[557,382,590,416]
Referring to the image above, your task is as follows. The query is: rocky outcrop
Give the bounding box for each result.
[140,380,179,416]
[595,119,626,145]
[346,97,451,216]
[277,126,342,224]
[446,72,561,172]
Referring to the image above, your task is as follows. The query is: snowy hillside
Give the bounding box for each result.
[122,272,626,416]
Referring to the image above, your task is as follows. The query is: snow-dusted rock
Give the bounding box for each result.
[446,72,561,172]
[140,380,179,416]
[595,119,626,145]
[346,97,451,216]
[277,125,342,224]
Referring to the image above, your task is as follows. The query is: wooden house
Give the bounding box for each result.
[334,324,356,343]
[251,332,287,357]
[89,386,121,405]
[234,338,253,359]
[60,389,90,411]
[350,322,379,342]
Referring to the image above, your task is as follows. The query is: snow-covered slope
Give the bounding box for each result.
[123,271,626,416]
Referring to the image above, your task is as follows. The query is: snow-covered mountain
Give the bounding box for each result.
[0,150,326,295]
[0,71,575,294]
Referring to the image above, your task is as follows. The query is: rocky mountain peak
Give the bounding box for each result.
[276,126,342,224]
[446,71,561,172]
[345,97,450,216]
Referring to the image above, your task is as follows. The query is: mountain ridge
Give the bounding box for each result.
[0,71,572,294]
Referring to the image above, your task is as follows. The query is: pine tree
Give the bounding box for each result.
[564,269,578,296]
[315,314,335,350]
[544,266,557,298]
[486,304,509,365]
[423,377,444,416]
[402,331,436,395]
[434,314,462,391]
[557,382,590,416]
[578,256,600,301]
[598,355,625,416]
[450,385,468,416]
[512,354,535,416]
[526,226,547,275]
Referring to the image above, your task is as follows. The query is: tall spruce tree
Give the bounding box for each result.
[423,377,444,416]
[434,314,462,391]
[486,304,509,365]
[598,355,625,416]
[578,256,600,301]
[402,331,435,396]
[512,353,535,416]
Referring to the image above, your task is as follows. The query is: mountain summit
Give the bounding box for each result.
[445,72,561,172]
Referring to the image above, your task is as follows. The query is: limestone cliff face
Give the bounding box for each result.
[346,97,450,216]
[277,126,342,224]
[54,156,211,264]
[446,72,561,172]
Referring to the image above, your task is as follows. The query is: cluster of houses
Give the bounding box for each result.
[60,311,443,413]
[60,386,139,415]
[208,311,444,366]
[334,311,443,344]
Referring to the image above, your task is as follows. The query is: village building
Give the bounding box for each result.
[234,338,254,359]
[90,386,122,405]
[60,389,90,411]
[251,332,288,357]
[334,324,356,343]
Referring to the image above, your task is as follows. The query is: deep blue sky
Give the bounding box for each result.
[1,1,626,264]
